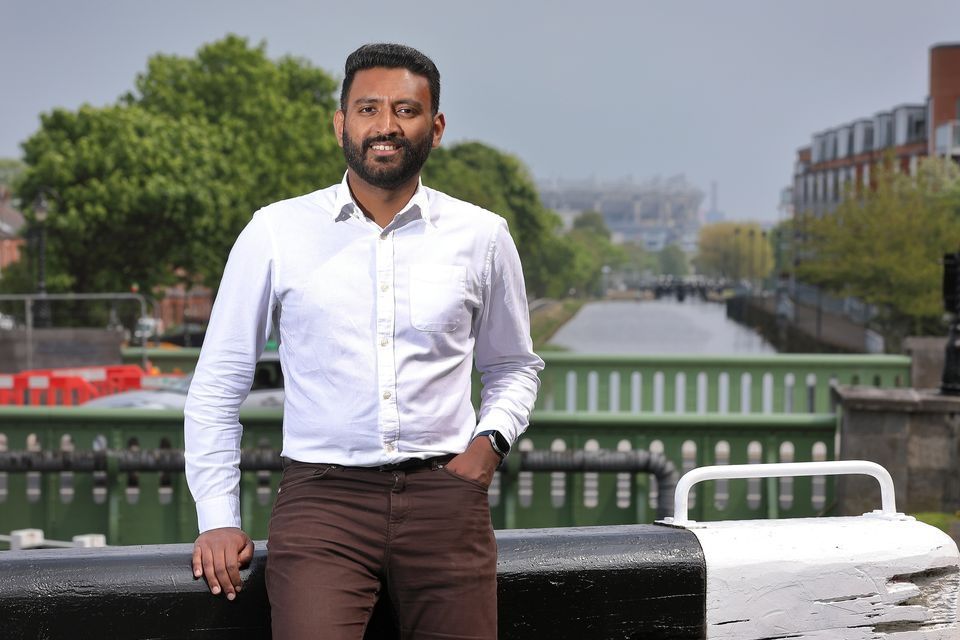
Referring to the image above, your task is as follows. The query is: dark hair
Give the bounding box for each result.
[340,43,441,115]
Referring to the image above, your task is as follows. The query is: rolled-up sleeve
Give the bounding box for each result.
[472,220,544,446]
[184,211,277,532]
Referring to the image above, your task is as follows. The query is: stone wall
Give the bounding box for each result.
[903,336,946,390]
[834,385,960,516]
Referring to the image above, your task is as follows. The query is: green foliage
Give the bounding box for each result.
[423,143,588,298]
[546,210,624,296]
[127,35,343,211]
[910,511,959,534]
[17,105,242,293]
[767,219,794,280]
[797,157,960,336]
[695,221,773,282]
[16,35,343,300]
[571,210,611,239]
[15,34,589,305]
[619,242,658,277]
[658,244,688,276]
[0,158,25,190]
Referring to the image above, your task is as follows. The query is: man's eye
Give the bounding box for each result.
[359,106,376,114]
[397,108,415,116]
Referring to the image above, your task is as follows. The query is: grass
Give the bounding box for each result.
[530,298,587,350]
[911,511,960,535]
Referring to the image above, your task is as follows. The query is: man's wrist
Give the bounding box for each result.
[475,430,509,460]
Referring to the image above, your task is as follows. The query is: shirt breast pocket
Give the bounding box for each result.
[409,264,467,332]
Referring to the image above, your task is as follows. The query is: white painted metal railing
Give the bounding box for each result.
[662,460,897,526]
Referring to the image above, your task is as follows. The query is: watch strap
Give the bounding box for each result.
[476,430,509,458]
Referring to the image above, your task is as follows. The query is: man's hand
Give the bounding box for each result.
[444,436,502,488]
[192,527,254,600]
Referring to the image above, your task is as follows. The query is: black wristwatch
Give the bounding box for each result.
[475,430,510,460]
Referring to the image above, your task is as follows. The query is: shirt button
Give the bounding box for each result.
[380,284,389,292]
[380,337,389,347]
[383,391,392,400]
[385,442,396,452]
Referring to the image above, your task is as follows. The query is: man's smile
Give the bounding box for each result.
[369,142,401,157]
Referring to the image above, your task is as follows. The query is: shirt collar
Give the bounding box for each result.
[332,172,434,227]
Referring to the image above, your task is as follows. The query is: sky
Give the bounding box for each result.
[4,0,960,222]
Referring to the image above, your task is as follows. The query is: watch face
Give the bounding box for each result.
[492,431,510,455]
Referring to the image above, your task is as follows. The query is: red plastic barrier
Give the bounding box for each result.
[0,374,22,405]
[24,373,52,405]
[0,364,148,406]
[49,367,110,395]
[104,365,145,393]
[48,375,99,406]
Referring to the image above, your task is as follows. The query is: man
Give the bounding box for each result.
[185,43,543,639]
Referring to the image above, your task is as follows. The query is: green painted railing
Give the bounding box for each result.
[0,407,837,546]
[125,349,911,415]
[535,353,910,414]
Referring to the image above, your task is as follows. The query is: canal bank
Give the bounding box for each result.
[726,294,880,354]
[528,298,586,348]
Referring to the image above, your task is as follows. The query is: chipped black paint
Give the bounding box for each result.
[496,526,705,639]
[0,525,706,639]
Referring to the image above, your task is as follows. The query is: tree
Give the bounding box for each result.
[422,142,574,298]
[127,35,343,214]
[797,157,960,336]
[0,159,24,190]
[13,35,586,308]
[15,35,343,299]
[564,224,625,297]
[695,221,773,283]
[571,210,611,239]
[658,244,688,276]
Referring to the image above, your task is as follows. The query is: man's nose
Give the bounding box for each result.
[375,109,400,136]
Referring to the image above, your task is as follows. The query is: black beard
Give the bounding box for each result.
[342,128,434,190]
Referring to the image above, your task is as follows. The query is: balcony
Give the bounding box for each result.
[935,120,960,156]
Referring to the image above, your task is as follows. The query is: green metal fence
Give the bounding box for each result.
[126,349,911,415]
[534,353,910,413]
[0,407,837,546]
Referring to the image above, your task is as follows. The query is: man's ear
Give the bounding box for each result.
[432,112,446,149]
[333,110,345,148]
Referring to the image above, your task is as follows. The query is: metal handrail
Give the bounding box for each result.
[661,460,896,526]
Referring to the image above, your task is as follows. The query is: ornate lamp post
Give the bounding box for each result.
[33,193,51,328]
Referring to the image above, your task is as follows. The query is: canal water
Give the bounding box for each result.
[549,299,777,354]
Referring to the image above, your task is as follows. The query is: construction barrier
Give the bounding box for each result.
[0,365,147,407]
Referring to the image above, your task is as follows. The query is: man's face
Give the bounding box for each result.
[334,67,445,190]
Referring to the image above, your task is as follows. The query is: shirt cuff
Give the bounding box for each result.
[474,407,517,446]
[196,494,242,533]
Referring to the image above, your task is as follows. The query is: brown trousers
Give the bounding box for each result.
[266,458,497,640]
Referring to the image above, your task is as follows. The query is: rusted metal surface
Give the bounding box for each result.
[0,524,705,639]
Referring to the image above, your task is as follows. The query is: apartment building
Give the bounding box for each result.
[792,43,960,217]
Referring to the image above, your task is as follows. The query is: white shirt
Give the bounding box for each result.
[184,175,544,532]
